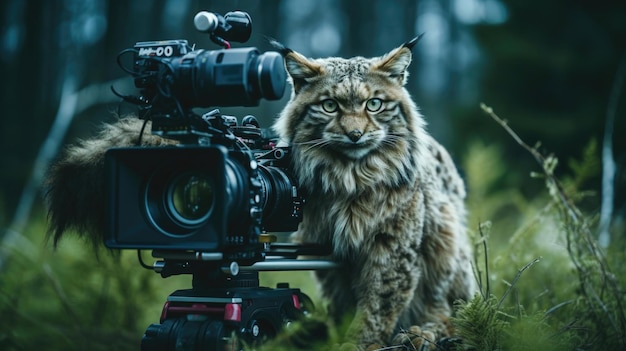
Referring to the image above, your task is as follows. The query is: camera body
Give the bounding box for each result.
[104,132,304,260]
[109,11,302,264]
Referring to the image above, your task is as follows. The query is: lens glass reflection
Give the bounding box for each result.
[168,174,214,224]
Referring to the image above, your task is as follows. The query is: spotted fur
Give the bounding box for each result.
[273,40,476,349]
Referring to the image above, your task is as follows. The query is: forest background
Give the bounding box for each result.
[1,0,625,350]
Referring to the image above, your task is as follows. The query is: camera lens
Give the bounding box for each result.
[253,51,286,101]
[167,173,215,226]
[172,47,285,107]
[257,165,302,232]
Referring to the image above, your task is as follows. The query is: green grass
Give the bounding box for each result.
[0,212,187,351]
[0,210,324,351]
[1,112,624,350]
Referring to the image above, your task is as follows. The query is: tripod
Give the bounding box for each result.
[140,244,335,351]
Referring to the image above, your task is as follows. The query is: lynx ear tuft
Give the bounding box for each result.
[267,37,293,57]
[372,34,424,85]
[403,33,425,51]
[268,38,322,93]
[283,51,323,93]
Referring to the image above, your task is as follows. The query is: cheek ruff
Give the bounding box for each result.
[322,129,387,160]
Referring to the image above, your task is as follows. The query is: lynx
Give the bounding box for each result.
[273,38,476,349]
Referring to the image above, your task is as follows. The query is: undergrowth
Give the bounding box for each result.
[448,105,626,351]
[0,104,624,350]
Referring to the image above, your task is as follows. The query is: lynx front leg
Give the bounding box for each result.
[316,267,357,325]
[346,234,421,349]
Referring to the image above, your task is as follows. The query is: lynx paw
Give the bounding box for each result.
[331,342,384,351]
[332,343,358,351]
[391,323,456,350]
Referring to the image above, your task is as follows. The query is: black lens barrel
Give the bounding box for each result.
[171,47,286,108]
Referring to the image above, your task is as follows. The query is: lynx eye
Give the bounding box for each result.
[365,98,383,112]
[321,99,339,113]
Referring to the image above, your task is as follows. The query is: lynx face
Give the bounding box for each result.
[274,43,427,194]
[291,61,410,160]
[314,94,387,160]
[275,48,421,158]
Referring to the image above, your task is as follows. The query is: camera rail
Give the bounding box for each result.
[151,243,338,276]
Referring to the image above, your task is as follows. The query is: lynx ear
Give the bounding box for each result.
[283,51,324,93]
[268,39,322,93]
[372,34,424,85]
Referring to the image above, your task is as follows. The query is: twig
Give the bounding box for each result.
[497,257,541,309]
[479,103,580,223]
[481,103,626,346]
[544,299,574,317]
[479,222,491,298]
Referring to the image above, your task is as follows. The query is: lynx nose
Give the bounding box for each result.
[347,130,363,142]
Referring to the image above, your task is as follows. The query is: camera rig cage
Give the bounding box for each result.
[109,10,335,350]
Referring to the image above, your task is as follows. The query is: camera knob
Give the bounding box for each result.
[241,115,259,128]
[250,206,262,221]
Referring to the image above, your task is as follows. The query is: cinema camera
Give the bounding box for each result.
[110,10,333,350]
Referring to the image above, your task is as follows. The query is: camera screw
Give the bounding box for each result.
[259,234,277,251]
[242,320,262,340]
[221,261,240,276]
[153,260,165,273]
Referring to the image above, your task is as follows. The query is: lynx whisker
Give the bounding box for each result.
[294,138,331,152]
[380,135,404,147]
